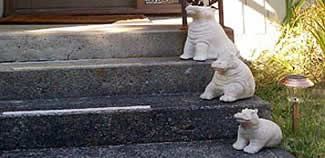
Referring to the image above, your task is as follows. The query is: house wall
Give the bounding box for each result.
[27,0,136,9]
[0,0,3,17]
[3,0,180,16]
[223,0,286,59]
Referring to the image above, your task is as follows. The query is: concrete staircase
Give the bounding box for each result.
[0,57,213,100]
[0,25,186,62]
[1,140,294,158]
[0,19,294,157]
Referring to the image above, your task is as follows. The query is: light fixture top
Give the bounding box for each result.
[280,75,314,88]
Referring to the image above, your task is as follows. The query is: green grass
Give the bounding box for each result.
[256,85,325,158]
[250,1,325,157]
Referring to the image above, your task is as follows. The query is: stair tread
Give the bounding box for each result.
[0,24,183,35]
[0,24,187,62]
[0,57,214,100]
[0,94,271,150]
[0,140,294,158]
[0,93,267,114]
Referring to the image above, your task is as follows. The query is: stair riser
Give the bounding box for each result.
[0,140,296,158]
[0,62,213,100]
[0,31,185,62]
[0,103,271,150]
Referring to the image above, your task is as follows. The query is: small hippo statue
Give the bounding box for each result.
[233,108,283,154]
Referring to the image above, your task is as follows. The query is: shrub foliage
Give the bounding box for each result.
[251,0,325,86]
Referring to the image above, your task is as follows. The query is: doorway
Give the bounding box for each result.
[4,0,181,17]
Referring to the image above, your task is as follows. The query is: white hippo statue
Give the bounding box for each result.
[180,5,239,61]
[232,108,283,154]
[200,54,255,102]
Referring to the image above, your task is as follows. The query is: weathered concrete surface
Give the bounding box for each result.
[0,57,214,100]
[0,24,234,62]
[0,94,271,150]
[0,25,186,62]
[0,140,294,158]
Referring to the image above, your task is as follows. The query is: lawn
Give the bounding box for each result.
[256,85,325,158]
[249,1,325,157]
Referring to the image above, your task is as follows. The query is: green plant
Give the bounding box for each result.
[304,0,325,54]
[284,0,325,54]
[251,0,325,86]
[252,1,325,157]
[310,20,325,53]
[283,0,308,25]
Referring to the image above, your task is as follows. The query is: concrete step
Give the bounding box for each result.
[0,140,294,158]
[0,24,234,62]
[0,24,186,62]
[0,57,214,100]
[0,93,271,150]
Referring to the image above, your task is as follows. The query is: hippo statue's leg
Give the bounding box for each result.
[220,83,243,102]
[193,42,209,61]
[243,139,264,154]
[180,39,195,60]
[233,132,249,150]
[200,82,222,100]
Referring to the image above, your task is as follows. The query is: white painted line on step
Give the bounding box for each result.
[2,105,151,117]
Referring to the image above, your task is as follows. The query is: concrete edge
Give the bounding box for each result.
[0,140,294,158]
[0,57,212,72]
[268,148,295,158]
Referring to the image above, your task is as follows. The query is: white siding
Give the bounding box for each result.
[223,0,286,59]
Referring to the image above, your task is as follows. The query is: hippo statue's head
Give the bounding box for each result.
[186,5,216,20]
[234,108,259,127]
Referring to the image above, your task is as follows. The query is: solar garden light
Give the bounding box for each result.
[280,75,314,133]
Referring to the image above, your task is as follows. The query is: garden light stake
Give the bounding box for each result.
[280,75,314,133]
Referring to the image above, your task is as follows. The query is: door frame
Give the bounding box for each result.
[4,0,15,16]
[3,0,181,17]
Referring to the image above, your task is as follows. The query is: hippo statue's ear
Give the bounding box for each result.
[208,7,217,13]
[210,6,218,10]
[188,0,204,6]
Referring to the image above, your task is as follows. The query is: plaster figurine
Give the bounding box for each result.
[200,54,255,102]
[180,5,239,61]
[232,108,283,154]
